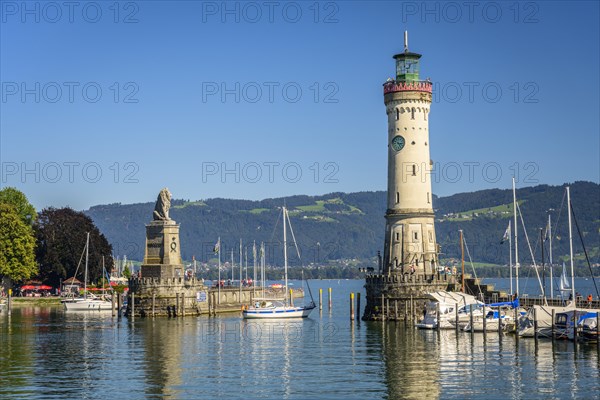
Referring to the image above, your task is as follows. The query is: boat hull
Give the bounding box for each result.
[242,305,315,319]
[63,299,113,311]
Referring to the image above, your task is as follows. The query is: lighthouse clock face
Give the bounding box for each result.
[391,135,405,152]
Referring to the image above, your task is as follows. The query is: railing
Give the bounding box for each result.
[383,80,432,94]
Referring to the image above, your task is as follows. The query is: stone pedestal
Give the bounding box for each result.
[141,220,184,279]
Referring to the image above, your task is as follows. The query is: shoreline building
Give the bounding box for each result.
[363,33,456,321]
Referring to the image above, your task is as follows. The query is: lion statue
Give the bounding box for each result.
[153,188,172,221]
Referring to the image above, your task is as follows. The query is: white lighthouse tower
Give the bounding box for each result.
[383,31,437,275]
[363,33,452,321]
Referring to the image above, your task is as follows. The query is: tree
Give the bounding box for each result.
[122,264,131,279]
[0,187,36,226]
[35,207,113,286]
[0,204,37,282]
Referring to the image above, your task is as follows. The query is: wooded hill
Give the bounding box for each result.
[85,181,599,270]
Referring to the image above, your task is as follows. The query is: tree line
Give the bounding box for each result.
[0,187,113,288]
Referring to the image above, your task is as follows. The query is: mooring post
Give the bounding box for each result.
[551,309,555,340]
[152,293,156,317]
[181,293,185,317]
[469,306,474,333]
[533,307,538,340]
[290,289,294,307]
[404,301,407,321]
[112,294,116,317]
[394,300,398,321]
[381,294,385,322]
[319,288,323,310]
[455,303,459,331]
[356,292,361,321]
[514,307,518,342]
[117,293,122,319]
[573,309,578,344]
[7,289,11,315]
[350,293,355,321]
[436,302,441,331]
[175,293,179,317]
[131,292,135,320]
[328,287,332,310]
[386,299,390,321]
[482,304,487,333]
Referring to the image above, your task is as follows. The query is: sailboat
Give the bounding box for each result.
[242,206,316,319]
[63,233,113,311]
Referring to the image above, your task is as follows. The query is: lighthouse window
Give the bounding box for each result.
[427,192,430,203]
[429,231,433,242]
[414,232,418,240]
[396,108,399,120]
[411,107,415,119]
[395,232,399,241]
[412,165,416,176]
[396,192,399,204]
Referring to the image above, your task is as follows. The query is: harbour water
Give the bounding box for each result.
[1,279,599,399]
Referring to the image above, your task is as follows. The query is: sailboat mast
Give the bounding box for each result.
[283,206,289,304]
[548,214,553,299]
[83,232,89,299]
[566,186,575,302]
[253,241,257,296]
[512,177,519,297]
[540,228,545,299]
[218,237,221,303]
[509,221,513,296]
[239,239,242,301]
[460,230,464,292]
[261,242,265,298]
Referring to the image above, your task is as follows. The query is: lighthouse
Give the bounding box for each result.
[363,33,454,321]
[383,31,437,275]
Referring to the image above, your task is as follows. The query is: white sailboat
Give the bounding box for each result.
[243,206,316,319]
[63,233,113,311]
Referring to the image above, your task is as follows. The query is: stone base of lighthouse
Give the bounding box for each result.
[362,273,457,321]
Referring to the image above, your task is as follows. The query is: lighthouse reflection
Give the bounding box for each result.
[367,323,441,399]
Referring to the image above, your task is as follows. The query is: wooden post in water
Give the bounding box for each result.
[181,293,185,317]
[356,292,361,321]
[386,299,390,321]
[498,307,502,336]
[175,293,179,317]
[319,288,323,310]
[514,306,518,342]
[394,300,398,321]
[131,292,135,320]
[551,309,555,341]
[111,294,116,317]
[350,293,355,321]
[328,288,332,310]
[436,302,441,331]
[152,293,156,317]
[573,309,578,344]
[404,301,407,321]
[469,306,474,333]
[7,289,11,315]
[455,303,459,331]
[117,293,122,318]
[482,304,486,333]
[381,294,385,322]
[533,307,538,340]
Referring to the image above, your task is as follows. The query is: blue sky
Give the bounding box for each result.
[1,1,599,210]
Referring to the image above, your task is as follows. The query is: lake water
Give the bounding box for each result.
[1,279,599,399]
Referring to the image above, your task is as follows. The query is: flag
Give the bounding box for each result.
[213,238,220,254]
[500,222,511,244]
